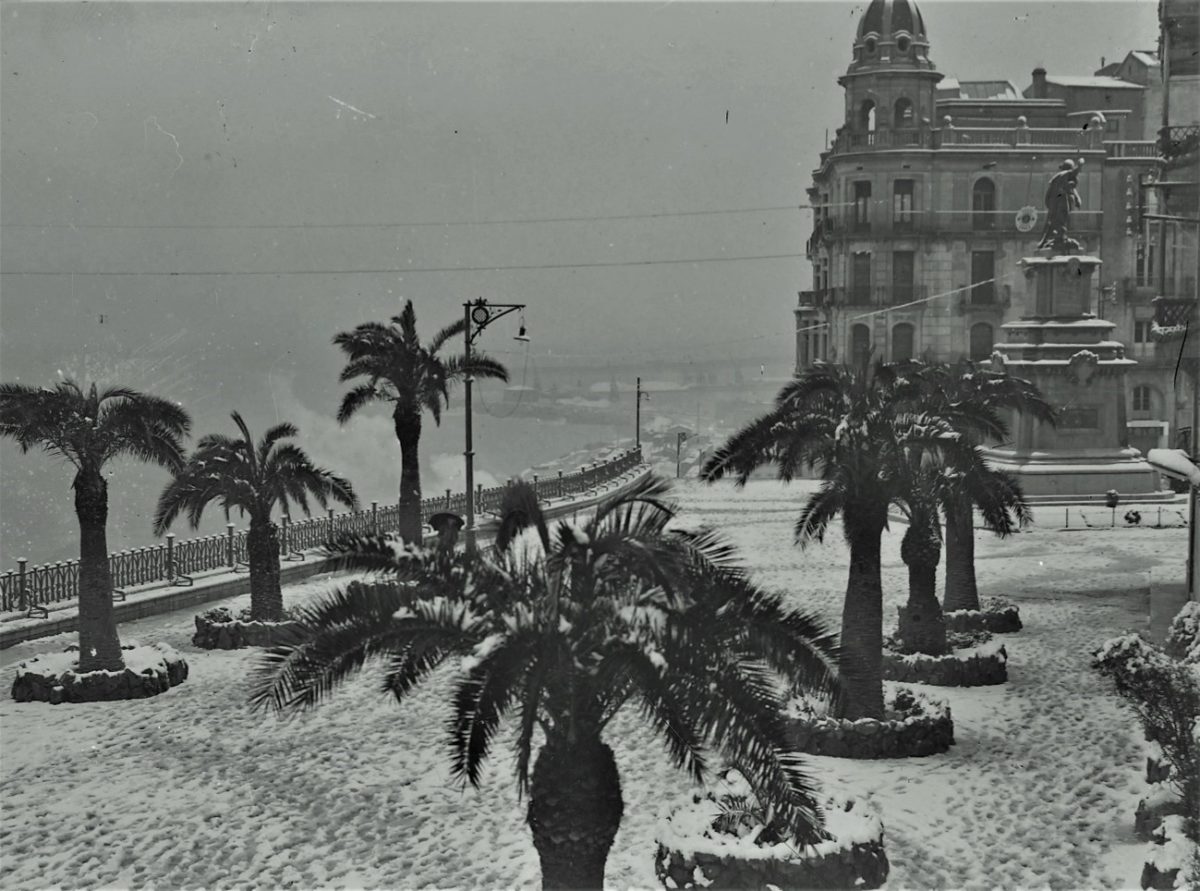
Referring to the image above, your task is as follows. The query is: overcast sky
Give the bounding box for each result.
[0,0,1161,559]
[2,0,1158,368]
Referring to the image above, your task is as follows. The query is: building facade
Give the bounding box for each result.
[796,0,1181,454]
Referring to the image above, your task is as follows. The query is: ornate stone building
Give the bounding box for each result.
[796,0,1175,453]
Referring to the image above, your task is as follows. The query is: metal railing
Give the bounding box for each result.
[0,446,645,613]
[1161,125,1200,161]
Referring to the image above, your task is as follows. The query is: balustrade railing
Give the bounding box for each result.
[0,445,645,613]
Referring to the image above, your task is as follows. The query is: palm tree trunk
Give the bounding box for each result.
[898,523,948,656]
[943,499,981,613]
[247,518,283,621]
[74,469,124,673]
[527,733,624,890]
[837,522,885,720]
[394,405,424,544]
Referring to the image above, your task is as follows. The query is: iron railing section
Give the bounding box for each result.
[1105,141,1160,159]
[1161,125,1200,161]
[0,445,645,611]
[826,126,1103,159]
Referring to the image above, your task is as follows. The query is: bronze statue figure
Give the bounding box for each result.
[1036,158,1084,253]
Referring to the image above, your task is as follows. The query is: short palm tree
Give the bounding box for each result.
[250,475,839,890]
[333,301,509,543]
[918,362,1052,613]
[0,379,191,672]
[701,361,960,720]
[154,412,358,621]
[893,441,1029,655]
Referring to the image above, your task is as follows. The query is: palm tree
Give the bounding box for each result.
[701,362,961,720]
[0,379,191,672]
[333,301,509,543]
[918,362,1052,613]
[250,475,839,890]
[154,412,358,621]
[893,441,1029,655]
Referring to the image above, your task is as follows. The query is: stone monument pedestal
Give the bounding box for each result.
[983,255,1168,502]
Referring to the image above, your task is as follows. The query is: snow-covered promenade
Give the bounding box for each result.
[0,479,1185,889]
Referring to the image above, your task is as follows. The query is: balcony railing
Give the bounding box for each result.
[816,211,1100,239]
[1106,141,1161,160]
[825,125,1104,160]
[1161,125,1200,161]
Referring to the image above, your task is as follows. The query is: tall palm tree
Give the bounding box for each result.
[918,362,1053,613]
[250,475,839,890]
[701,361,960,720]
[154,412,358,621]
[333,301,509,543]
[0,379,191,672]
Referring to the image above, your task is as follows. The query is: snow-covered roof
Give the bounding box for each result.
[1129,51,1160,67]
[1146,448,1200,485]
[957,80,1021,100]
[1044,75,1144,90]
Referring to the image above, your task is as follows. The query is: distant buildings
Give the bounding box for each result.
[796,0,1196,457]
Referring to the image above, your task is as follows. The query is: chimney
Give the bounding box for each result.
[1100,55,1106,69]
[1031,66,1048,98]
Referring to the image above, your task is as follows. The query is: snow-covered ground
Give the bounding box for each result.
[0,479,1185,889]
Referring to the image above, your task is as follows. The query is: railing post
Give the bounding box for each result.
[445,488,452,511]
[18,558,28,612]
[476,483,484,514]
[166,533,176,582]
[558,470,564,497]
[226,523,236,567]
[328,508,336,541]
[371,501,379,535]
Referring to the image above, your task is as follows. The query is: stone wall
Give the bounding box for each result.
[655,838,888,890]
[192,611,303,650]
[786,690,954,759]
[881,642,1008,686]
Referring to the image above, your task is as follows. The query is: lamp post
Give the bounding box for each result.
[635,376,651,448]
[676,430,689,479]
[463,298,526,551]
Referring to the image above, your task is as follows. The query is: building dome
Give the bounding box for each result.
[851,0,933,68]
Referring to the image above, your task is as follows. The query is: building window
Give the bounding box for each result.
[894,97,915,128]
[858,100,877,133]
[969,322,995,361]
[892,250,915,303]
[971,251,996,304]
[972,178,996,230]
[853,181,872,231]
[1132,385,1153,413]
[851,323,873,370]
[851,252,872,302]
[892,323,915,362]
[893,179,914,228]
[1134,320,1152,343]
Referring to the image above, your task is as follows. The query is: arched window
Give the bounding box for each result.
[1132,385,1154,414]
[894,98,915,129]
[859,100,877,134]
[851,323,873,370]
[969,322,995,361]
[972,178,996,230]
[892,323,915,362]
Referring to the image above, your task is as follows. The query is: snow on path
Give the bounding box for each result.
[0,479,1184,889]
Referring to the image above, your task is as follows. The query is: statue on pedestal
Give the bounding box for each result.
[1036,159,1084,254]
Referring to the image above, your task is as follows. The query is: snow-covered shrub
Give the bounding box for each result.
[1092,634,1199,845]
[1165,601,1200,665]
[193,605,304,649]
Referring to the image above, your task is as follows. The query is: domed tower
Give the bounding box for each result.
[839,0,942,135]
